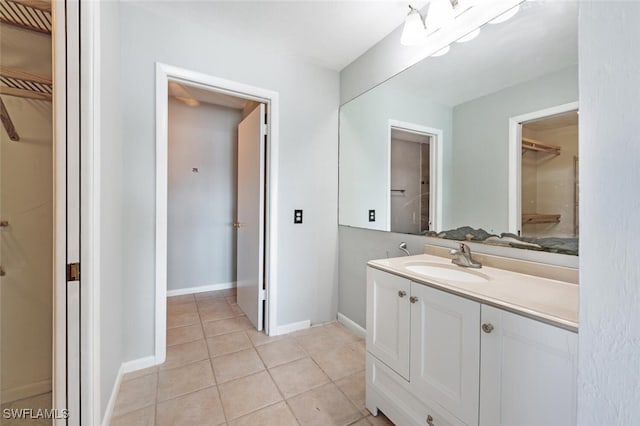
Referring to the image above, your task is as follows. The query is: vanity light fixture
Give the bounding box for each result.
[424,0,455,35]
[400,5,427,46]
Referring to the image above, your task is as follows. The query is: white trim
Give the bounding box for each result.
[121,356,157,374]
[337,313,367,339]
[271,320,311,336]
[1,381,53,405]
[155,63,280,366]
[166,282,237,297]
[52,1,67,423]
[387,120,444,232]
[100,363,123,426]
[508,102,579,234]
[80,1,101,424]
[101,356,156,426]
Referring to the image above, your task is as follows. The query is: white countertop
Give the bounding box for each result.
[368,254,578,332]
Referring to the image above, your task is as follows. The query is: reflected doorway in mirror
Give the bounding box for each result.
[388,120,443,235]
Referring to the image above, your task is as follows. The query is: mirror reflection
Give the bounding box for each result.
[338,1,578,254]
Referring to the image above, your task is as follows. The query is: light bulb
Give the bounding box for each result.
[401,7,427,46]
[489,4,520,24]
[425,0,454,34]
[456,28,481,43]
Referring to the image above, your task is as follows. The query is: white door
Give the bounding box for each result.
[236,104,266,331]
[409,283,480,426]
[479,305,578,426]
[366,267,411,380]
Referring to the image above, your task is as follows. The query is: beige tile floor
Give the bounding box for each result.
[110,289,394,426]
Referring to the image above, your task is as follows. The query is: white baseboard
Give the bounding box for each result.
[1,379,52,405]
[271,320,311,336]
[166,281,236,297]
[337,313,366,339]
[101,356,157,426]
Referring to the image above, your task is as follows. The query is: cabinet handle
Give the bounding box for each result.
[482,323,494,333]
[426,414,435,426]
[398,290,407,298]
[410,296,419,303]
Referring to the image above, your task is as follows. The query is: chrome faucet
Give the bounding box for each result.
[398,242,411,256]
[450,243,482,268]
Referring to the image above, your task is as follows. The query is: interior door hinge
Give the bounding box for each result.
[67,262,80,282]
[259,289,266,301]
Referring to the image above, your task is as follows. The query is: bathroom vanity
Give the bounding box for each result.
[365,253,578,426]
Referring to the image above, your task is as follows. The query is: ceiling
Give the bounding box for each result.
[134,0,428,71]
[384,1,578,107]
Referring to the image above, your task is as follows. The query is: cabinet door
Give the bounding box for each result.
[410,283,480,425]
[480,305,578,426]
[366,267,411,380]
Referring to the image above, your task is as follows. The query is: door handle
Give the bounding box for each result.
[426,414,435,426]
[398,290,407,298]
[0,266,5,277]
[410,296,419,303]
[232,222,245,229]
[0,220,8,228]
[482,323,494,333]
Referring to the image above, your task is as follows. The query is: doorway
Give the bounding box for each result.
[508,102,580,236]
[387,120,443,234]
[0,14,55,416]
[156,64,280,364]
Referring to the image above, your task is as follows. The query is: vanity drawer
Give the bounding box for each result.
[366,353,466,426]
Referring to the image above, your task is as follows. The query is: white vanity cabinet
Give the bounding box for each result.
[366,267,480,425]
[366,266,578,426]
[479,305,578,426]
[366,267,411,380]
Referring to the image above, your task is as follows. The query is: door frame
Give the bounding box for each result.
[507,101,579,234]
[53,0,101,423]
[155,63,280,364]
[387,120,443,232]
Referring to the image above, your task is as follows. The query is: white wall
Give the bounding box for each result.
[119,2,339,361]
[97,1,125,418]
[578,2,640,423]
[168,98,242,291]
[450,67,578,233]
[0,96,53,403]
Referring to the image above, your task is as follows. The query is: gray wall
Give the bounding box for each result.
[167,99,241,291]
[99,1,124,418]
[119,2,339,361]
[339,85,453,231]
[450,66,578,233]
[578,2,640,423]
[338,226,429,327]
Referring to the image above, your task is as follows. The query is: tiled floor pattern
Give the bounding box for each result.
[110,289,393,426]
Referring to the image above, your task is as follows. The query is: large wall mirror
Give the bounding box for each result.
[339,1,579,255]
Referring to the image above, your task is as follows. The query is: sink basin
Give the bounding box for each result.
[404,262,489,283]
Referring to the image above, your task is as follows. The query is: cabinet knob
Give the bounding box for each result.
[398,290,407,298]
[426,414,435,426]
[410,296,419,303]
[482,323,494,333]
